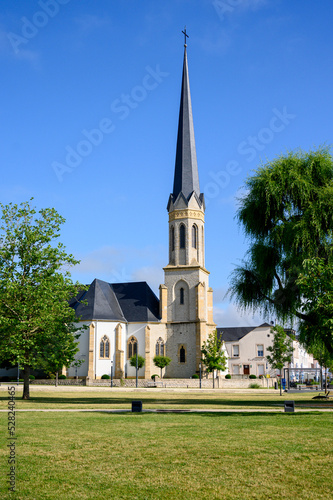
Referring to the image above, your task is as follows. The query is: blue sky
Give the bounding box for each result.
[1,0,333,327]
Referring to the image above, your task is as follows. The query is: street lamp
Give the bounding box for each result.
[199,363,202,389]
[110,360,113,388]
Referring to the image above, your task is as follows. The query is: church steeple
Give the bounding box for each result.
[168,38,204,211]
[160,30,215,379]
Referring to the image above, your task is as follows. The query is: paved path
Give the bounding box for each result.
[0,407,332,413]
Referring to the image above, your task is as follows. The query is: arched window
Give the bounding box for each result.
[127,336,137,359]
[155,337,165,356]
[180,345,186,363]
[100,335,110,358]
[180,287,184,305]
[171,226,175,251]
[179,224,185,249]
[192,224,197,249]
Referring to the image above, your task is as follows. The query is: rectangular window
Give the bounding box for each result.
[232,345,239,357]
[232,365,239,375]
[257,345,264,357]
[258,364,264,376]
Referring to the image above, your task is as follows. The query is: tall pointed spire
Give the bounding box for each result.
[171,38,202,206]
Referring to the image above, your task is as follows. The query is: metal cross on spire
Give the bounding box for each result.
[182,26,189,47]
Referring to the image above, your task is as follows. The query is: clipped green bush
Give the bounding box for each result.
[29,375,35,380]
[151,374,159,380]
[192,374,199,379]
[225,374,231,379]
[58,374,67,379]
[249,383,261,389]
[101,374,110,379]
[249,374,257,379]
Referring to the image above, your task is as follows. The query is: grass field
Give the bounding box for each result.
[1,388,332,499]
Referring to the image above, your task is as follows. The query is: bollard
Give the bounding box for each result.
[284,400,295,413]
[132,400,142,412]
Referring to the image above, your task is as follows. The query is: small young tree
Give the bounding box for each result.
[266,325,294,395]
[201,330,228,388]
[0,200,85,399]
[153,355,171,379]
[130,355,145,370]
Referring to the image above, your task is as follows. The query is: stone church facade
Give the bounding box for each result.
[67,43,217,380]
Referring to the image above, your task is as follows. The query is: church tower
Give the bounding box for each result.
[159,34,216,377]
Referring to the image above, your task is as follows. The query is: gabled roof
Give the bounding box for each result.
[170,47,203,208]
[112,282,160,322]
[217,326,254,342]
[71,279,126,322]
[71,279,160,323]
[217,323,273,342]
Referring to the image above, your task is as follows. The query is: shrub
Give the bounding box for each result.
[249,374,257,379]
[29,375,35,380]
[58,374,67,379]
[259,375,264,379]
[151,374,159,381]
[225,374,231,379]
[249,383,261,389]
[101,374,110,379]
[192,374,199,379]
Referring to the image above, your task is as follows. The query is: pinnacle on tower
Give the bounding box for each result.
[169,37,205,210]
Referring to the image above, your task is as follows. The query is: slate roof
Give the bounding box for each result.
[217,323,272,342]
[217,327,254,342]
[70,279,160,323]
[171,47,203,205]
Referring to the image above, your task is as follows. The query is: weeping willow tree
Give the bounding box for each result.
[228,146,333,355]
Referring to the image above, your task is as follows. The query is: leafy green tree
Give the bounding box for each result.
[153,355,171,379]
[297,258,333,358]
[266,325,294,395]
[130,355,145,369]
[201,330,228,388]
[228,147,333,347]
[0,200,85,399]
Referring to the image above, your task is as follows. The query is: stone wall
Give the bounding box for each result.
[27,377,276,388]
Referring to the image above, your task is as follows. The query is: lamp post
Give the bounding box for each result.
[199,363,202,389]
[136,350,138,388]
[110,360,113,388]
[17,362,20,386]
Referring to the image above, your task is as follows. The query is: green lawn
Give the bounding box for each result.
[0,389,332,499]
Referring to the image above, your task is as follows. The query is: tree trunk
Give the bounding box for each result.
[22,365,30,400]
[55,371,58,387]
[280,369,282,396]
[160,367,162,379]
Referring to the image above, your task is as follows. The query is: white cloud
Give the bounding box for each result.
[132,266,164,295]
[213,302,265,327]
[72,243,166,288]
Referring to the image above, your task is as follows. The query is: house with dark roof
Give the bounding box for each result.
[217,324,315,378]
[217,324,274,377]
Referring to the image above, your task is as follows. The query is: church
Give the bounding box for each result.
[68,40,218,381]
